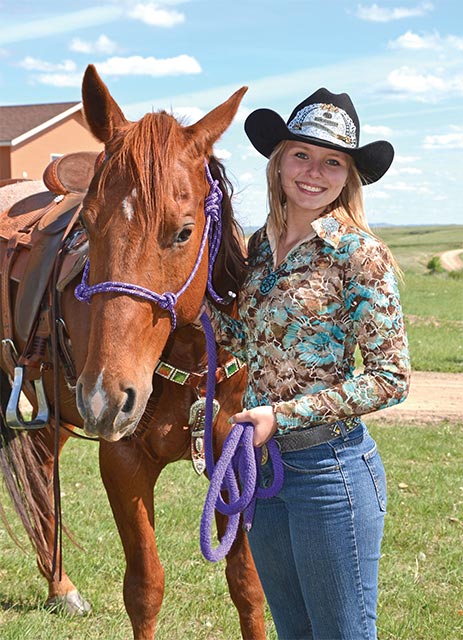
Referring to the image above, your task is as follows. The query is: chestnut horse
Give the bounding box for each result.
[0,65,265,639]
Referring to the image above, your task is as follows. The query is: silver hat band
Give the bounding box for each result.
[287,103,357,149]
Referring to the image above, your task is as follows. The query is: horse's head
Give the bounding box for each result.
[75,64,247,441]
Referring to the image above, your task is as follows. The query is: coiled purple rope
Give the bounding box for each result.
[199,312,284,563]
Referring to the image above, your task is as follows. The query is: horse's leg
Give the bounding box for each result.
[99,439,162,640]
[215,511,267,640]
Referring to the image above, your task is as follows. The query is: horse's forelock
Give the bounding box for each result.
[98,111,184,228]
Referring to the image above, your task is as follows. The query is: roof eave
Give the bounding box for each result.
[10,102,83,147]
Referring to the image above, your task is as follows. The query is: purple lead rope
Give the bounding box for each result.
[199,311,284,563]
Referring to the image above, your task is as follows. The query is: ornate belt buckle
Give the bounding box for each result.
[188,398,220,475]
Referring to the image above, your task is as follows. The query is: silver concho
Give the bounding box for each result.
[188,398,220,475]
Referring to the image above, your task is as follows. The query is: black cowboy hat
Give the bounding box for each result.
[244,88,394,185]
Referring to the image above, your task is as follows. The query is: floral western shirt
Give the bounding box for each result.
[209,212,410,434]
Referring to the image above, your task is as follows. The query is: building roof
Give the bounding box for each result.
[0,101,82,146]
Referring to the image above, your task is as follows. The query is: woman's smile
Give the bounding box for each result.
[295,181,325,195]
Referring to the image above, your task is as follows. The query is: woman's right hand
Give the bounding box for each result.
[229,406,277,447]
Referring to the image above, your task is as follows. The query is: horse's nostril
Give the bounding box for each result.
[76,382,85,417]
[121,387,136,414]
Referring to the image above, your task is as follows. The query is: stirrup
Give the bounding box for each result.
[6,366,50,430]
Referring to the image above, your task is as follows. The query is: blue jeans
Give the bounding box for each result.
[247,422,386,640]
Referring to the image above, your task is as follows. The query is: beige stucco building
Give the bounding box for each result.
[0,102,103,181]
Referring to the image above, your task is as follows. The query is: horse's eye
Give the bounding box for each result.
[175,226,193,244]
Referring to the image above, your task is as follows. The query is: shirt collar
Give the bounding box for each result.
[311,213,346,249]
[266,212,346,263]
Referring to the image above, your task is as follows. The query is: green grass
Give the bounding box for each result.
[373,225,463,373]
[1,422,463,639]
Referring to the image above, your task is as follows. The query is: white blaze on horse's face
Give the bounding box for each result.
[122,188,137,222]
[89,370,108,422]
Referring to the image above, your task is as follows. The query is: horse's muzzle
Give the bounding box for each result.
[75,374,147,441]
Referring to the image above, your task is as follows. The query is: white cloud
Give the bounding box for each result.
[389,30,463,51]
[36,73,82,87]
[422,132,463,149]
[240,144,261,161]
[384,180,431,193]
[387,65,460,96]
[394,155,420,163]
[389,30,438,50]
[18,57,76,72]
[239,172,254,184]
[172,106,205,124]
[215,148,231,160]
[96,55,201,77]
[128,2,185,27]
[387,166,423,177]
[363,124,393,136]
[355,2,433,22]
[398,167,422,175]
[70,34,118,55]
[0,6,123,45]
[447,35,463,51]
[365,189,390,199]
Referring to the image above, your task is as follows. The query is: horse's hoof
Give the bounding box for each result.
[45,589,92,616]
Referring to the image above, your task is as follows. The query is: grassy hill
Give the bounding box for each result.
[375,225,463,373]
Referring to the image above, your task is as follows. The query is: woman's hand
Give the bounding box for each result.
[229,406,277,447]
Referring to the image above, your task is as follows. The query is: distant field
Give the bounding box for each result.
[375,224,463,274]
[375,225,463,373]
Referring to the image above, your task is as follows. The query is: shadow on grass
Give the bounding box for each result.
[0,595,40,613]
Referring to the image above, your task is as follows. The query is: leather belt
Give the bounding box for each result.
[274,416,362,453]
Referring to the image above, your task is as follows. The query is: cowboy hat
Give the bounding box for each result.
[244,88,394,184]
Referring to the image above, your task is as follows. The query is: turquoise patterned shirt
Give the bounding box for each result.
[209,213,410,434]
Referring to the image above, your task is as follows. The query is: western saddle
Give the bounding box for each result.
[0,151,102,429]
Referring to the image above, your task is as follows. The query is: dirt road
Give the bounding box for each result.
[370,370,463,424]
[440,248,463,271]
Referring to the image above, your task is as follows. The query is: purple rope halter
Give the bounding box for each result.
[74,160,284,562]
[75,162,228,331]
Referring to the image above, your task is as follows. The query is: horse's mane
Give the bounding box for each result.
[207,156,248,298]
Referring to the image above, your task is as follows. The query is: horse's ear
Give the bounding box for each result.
[82,64,128,144]
[185,87,248,152]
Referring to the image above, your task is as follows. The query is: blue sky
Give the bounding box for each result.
[1,0,462,228]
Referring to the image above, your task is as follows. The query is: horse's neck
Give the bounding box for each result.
[163,326,208,371]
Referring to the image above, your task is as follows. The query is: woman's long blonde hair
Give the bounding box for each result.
[266,140,401,276]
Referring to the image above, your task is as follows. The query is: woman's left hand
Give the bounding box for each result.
[229,406,277,447]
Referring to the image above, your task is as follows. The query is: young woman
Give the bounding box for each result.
[207,88,410,639]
